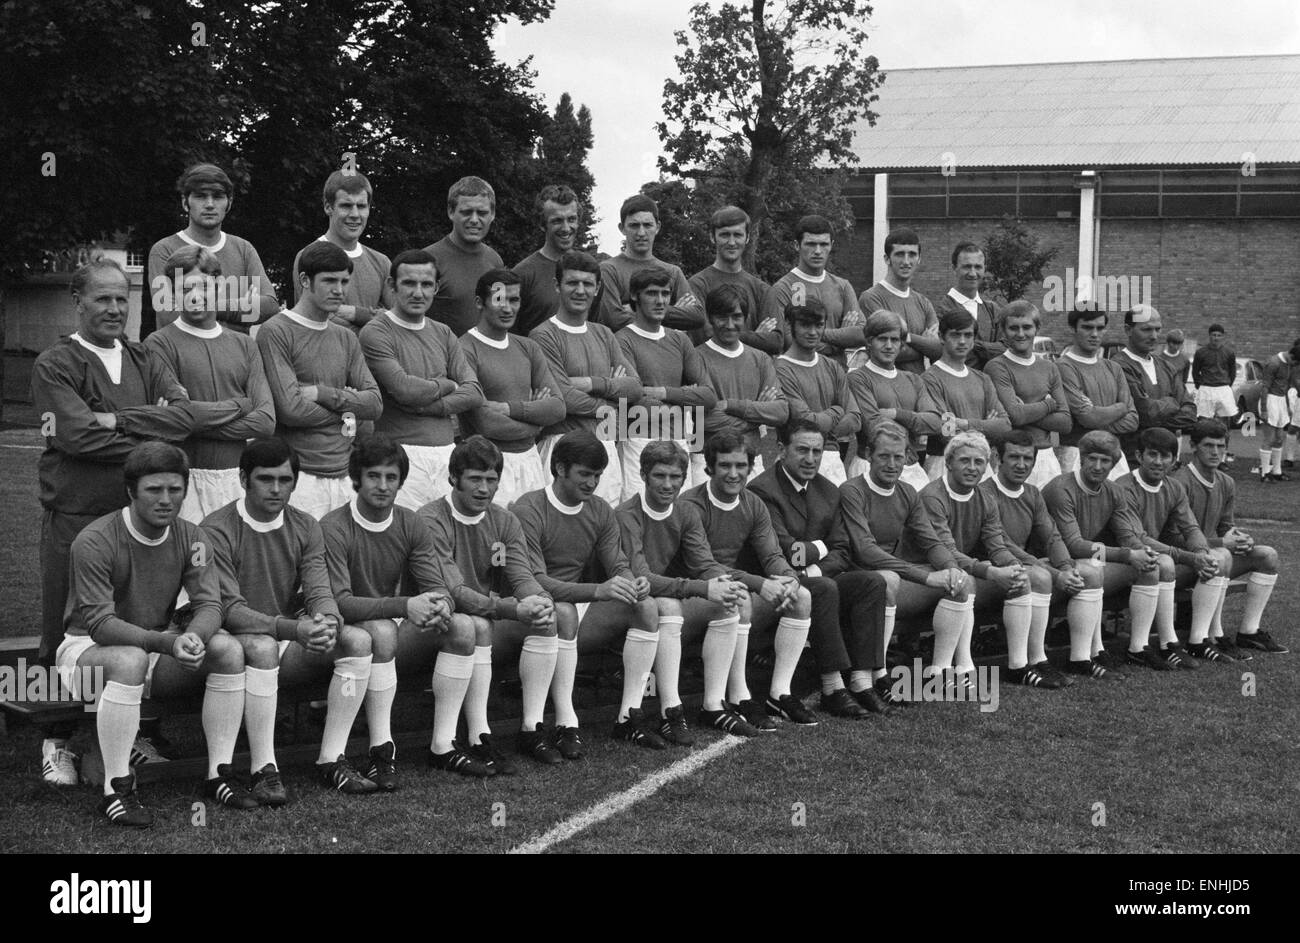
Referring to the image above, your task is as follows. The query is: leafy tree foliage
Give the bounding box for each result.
[983,216,1060,303]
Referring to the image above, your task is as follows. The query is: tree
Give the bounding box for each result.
[982,216,1060,303]
[656,0,883,271]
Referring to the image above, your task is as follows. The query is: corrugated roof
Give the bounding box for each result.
[849,55,1300,169]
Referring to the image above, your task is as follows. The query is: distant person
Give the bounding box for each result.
[421,176,504,337]
[687,205,776,350]
[1191,323,1238,423]
[1157,328,1191,385]
[147,162,278,332]
[291,170,393,332]
[857,228,942,374]
[596,194,703,333]
[933,242,1004,370]
[1257,339,1300,482]
[513,184,584,337]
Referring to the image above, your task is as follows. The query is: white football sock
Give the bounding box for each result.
[1209,576,1229,638]
[821,671,845,694]
[1003,593,1032,669]
[318,655,371,763]
[727,623,752,704]
[244,666,279,772]
[702,616,738,711]
[202,672,245,778]
[1240,572,1278,634]
[931,597,968,670]
[654,617,684,711]
[619,628,659,721]
[875,605,897,680]
[1259,449,1272,476]
[1188,579,1221,644]
[848,669,874,693]
[519,635,558,730]
[1286,433,1296,462]
[1272,448,1283,473]
[551,637,580,728]
[364,658,397,749]
[429,652,473,755]
[769,616,810,698]
[1128,584,1160,651]
[1028,592,1052,665]
[1068,588,1102,661]
[955,595,977,674]
[98,681,142,794]
[1156,581,1177,647]
[464,646,493,744]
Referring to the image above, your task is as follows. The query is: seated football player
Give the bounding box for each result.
[531,250,643,504]
[203,437,377,800]
[512,431,664,752]
[749,420,892,715]
[57,443,251,826]
[917,432,1027,690]
[838,421,971,704]
[1043,430,1161,680]
[419,436,561,768]
[775,303,861,487]
[920,309,1010,480]
[617,266,718,496]
[682,433,814,728]
[981,430,1095,688]
[322,435,484,785]
[617,441,753,740]
[1173,419,1285,655]
[1119,427,1228,670]
[457,269,566,506]
[983,301,1072,488]
[847,310,942,492]
[696,285,790,483]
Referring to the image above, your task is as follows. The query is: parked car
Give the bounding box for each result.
[1032,337,1059,361]
[1232,357,1264,419]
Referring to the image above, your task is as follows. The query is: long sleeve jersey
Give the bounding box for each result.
[846,361,942,458]
[761,269,865,366]
[838,476,956,582]
[419,236,505,338]
[1170,463,1235,546]
[1042,470,1148,561]
[512,487,633,602]
[776,353,860,440]
[978,477,1072,569]
[983,352,1072,448]
[1117,472,1209,566]
[616,494,727,599]
[856,282,941,373]
[292,239,393,330]
[921,361,1011,456]
[917,477,1019,578]
[147,230,279,331]
[1055,350,1140,447]
[530,317,644,438]
[680,483,794,591]
[1192,345,1237,387]
[596,255,702,333]
[697,340,789,451]
[457,330,566,453]
[1115,347,1197,447]
[934,291,1005,370]
[687,266,775,351]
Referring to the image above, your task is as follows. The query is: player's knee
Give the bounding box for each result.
[1256,545,1278,573]
[103,646,150,685]
[879,569,900,605]
[337,625,372,658]
[791,585,812,617]
[239,633,280,668]
[445,614,476,655]
[1077,561,1103,590]
[469,615,493,647]
[737,593,753,622]
[205,631,243,674]
[1156,554,1176,582]
[656,597,683,618]
[359,619,398,661]
[554,602,579,641]
[633,597,659,628]
[1029,566,1053,595]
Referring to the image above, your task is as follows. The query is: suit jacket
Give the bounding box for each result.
[747,465,854,578]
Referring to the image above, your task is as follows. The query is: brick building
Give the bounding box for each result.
[834,54,1300,357]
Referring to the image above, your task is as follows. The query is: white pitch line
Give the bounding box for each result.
[508,735,745,854]
[0,443,42,450]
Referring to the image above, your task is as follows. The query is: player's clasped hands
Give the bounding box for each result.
[1223,527,1254,554]
[171,631,206,670]
[1056,567,1086,594]
[407,591,450,631]
[516,594,554,631]
[595,574,641,605]
[1192,550,1220,582]
[761,575,801,613]
[1128,545,1161,573]
[297,613,337,654]
[706,575,748,611]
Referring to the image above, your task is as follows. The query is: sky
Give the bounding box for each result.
[492,0,1300,253]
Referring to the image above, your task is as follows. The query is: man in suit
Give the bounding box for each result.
[933,241,1004,370]
[748,419,892,715]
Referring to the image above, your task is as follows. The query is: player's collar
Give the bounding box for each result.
[283,310,329,332]
[878,279,910,298]
[549,315,588,334]
[639,492,673,521]
[1073,467,1101,495]
[1063,349,1098,364]
[778,351,818,367]
[627,322,665,340]
[1121,347,1152,364]
[545,485,583,516]
[350,496,393,532]
[936,360,968,377]
[70,333,122,354]
[1133,472,1164,494]
[866,360,897,378]
[446,496,485,526]
[705,339,743,359]
[943,477,974,502]
[1004,351,1036,367]
[947,287,982,307]
[1187,464,1216,489]
[178,230,227,253]
[386,310,426,331]
[993,476,1024,498]
[467,327,508,350]
[865,475,895,497]
[174,319,222,339]
[792,267,826,284]
[706,484,740,511]
[237,499,284,533]
[121,508,169,546]
[780,465,809,493]
[317,235,364,259]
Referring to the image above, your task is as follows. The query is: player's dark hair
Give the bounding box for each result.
[1137,426,1179,457]
[474,268,521,303]
[795,215,833,240]
[950,241,983,267]
[554,250,600,285]
[450,435,504,478]
[884,228,921,255]
[551,429,608,477]
[124,441,189,497]
[704,432,754,475]
[639,440,689,479]
[629,266,673,303]
[1189,419,1229,445]
[176,162,233,198]
[1077,430,1120,461]
[160,245,222,277]
[389,249,437,283]
[994,428,1037,458]
[1068,303,1109,329]
[779,417,826,446]
[705,284,749,320]
[348,434,409,489]
[1208,323,1225,335]
[620,194,659,224]
[298,241,353,280]
[938,309,975,336]
[785,302,826,326]
[323,169,372,206]
[709,205,750,235]
[239,437,299,481]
